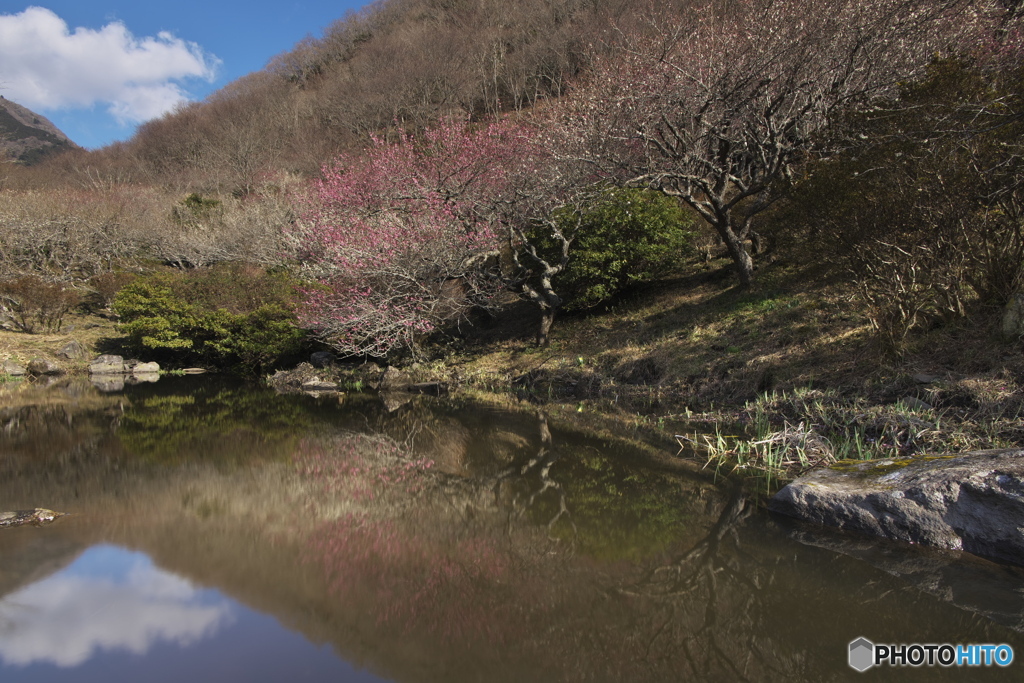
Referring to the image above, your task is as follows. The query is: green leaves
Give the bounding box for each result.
[115,281,197,349]
[542,188,695,311]
[113,265,305,372]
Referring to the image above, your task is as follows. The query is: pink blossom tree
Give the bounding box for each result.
[294,119,529,357]
[295,115,606,352]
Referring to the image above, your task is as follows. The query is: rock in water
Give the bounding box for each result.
[769,449,1024,566]
[0,508,66,528]
[378,366,410,391]
[131,361,160,374]
[90,354,125,375]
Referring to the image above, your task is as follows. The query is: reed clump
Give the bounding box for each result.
[684,384,1024,484]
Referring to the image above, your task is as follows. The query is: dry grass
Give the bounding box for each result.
[445,257,882,411]
[449,255,1023,408]
[0,311,121,373]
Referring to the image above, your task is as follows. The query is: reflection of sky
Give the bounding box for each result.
[0,545,231,667]
[0,544,389,682]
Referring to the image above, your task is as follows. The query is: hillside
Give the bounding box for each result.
[11,0,638,192]
[0,96,78,165]
[0,0,1020,481]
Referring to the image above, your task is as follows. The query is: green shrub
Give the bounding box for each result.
[172,193,222,226]
[542,188,696,311]
[114,264,305,371]
[206,304,305,371]
[115,279,207,350]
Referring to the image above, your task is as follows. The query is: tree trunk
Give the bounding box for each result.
[719,222,755,287]
[537,307,556,347]
[749,230,764,255]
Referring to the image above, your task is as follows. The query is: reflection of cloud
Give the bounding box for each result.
[0,546,232,667]
[0,7,218,122]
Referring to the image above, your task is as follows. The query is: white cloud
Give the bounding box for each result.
[0,547,233,668]
[0,6,219,123]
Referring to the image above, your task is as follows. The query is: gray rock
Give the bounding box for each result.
[58,340,87,360]
[89,354,125,375]
[897,396,932,411]
[310,351,337,368]
[912,373,940,384]
[27,358,63,376]
[301,378,339,392]
[0,508,66,528]
[769,449,1024,566]
[379,366,410,391]
[2,360,26,376]
[1003,290,1024,339]
[132,361,160,375]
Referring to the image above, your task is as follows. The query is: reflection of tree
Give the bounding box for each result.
[508,411,576,542]
[299,399,991,681]
[119,382,313,463]
[607,489,821,682]
[300,406,725,669]
[492,410,701,562]
[6,383,1021,682]
[623,489,753,599]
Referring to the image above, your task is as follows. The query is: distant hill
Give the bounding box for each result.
[0,96,78,164]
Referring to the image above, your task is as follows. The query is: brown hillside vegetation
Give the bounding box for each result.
[0,0,1022,478]
[10,0,645,193]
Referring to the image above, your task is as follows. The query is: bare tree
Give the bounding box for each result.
[559,0,994,286]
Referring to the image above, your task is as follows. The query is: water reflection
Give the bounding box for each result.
[0,543,389,683]
[0,545,231,668]
[0,378,1023,682]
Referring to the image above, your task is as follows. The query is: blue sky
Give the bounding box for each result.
[0,1,370,149]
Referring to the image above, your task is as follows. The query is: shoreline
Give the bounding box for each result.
[3,259,1022,486]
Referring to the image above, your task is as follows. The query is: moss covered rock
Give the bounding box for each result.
[769,449,1024,566]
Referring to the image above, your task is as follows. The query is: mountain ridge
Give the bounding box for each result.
[0,96,78,164]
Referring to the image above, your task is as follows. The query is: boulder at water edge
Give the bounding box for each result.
[130,361,160,375]
[27,358,63,376]
[89,354,125,374]
[2,359,26,376]
[769,449,1024,566]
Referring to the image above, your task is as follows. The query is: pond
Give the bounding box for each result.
[1,377,1022,682]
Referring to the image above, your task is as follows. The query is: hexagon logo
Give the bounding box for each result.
[849,637,875,672]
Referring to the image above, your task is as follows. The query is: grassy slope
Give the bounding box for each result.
[433,253,1024,474]
[449,255,894,409]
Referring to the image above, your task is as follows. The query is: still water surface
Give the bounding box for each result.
[1,377,1023,682]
